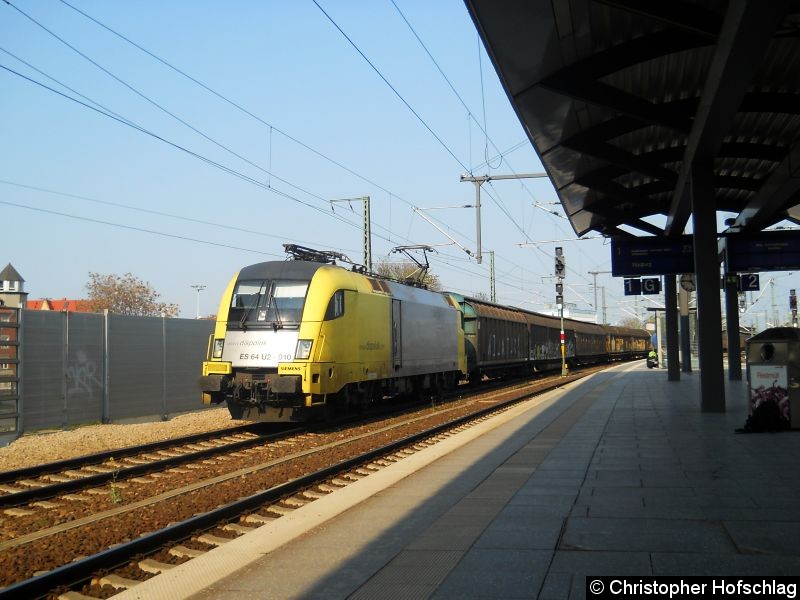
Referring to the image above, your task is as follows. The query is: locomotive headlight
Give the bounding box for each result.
[295,339,313,360]
[212,339,225,359]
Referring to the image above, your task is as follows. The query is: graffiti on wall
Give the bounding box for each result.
[66,350,102,399]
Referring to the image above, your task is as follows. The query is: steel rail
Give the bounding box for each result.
[0,423,258,484]
[0,427,298,508]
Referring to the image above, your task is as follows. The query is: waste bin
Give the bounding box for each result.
[746,327,800,429]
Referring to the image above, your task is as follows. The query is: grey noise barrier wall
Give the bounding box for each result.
[20,310,214,434]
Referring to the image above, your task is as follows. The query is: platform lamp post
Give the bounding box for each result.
[555,247,567,377]
[190,284,206,319]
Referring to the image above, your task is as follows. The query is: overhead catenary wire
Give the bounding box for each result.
[0,46,138,129]
[41,0,532,283]
[387,0,588,278]
[389,0,614,288]
[5,1,461,263]
[3,3,615,312]
[478,34,501,170]
[315,0,547,285]
[0,179,323,248]
[0,58,512,288]
[470,140,528,172]
[55,0,411,208]
[0,62,400,249]
[390,2,549,206]
[0,58,617,314]
[33,0,484,263]
[0,60,508,291]
[5,1,360,214]
[390,0,533,237]
[0,35,456,257]
[0,200,283,257]
[391,0,510,176]
[49,0,548,285]
[312,0,468,171]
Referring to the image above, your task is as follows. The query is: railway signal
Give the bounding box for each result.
[554,247,565,278]
[555,247,567,377]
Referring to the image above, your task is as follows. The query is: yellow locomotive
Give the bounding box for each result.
[199,246,465,422]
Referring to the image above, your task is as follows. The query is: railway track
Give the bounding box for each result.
[0,366,605,599]
[0,424,295,509]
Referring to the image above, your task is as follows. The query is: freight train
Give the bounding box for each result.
[199,246,649,422]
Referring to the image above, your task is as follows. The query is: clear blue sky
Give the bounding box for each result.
[1,0,795,328]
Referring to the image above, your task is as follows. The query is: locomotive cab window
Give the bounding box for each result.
[231,280,265,310]
[324,290,345,320]
[228,279,309,328]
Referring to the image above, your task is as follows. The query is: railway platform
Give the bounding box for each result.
[118,361,800,600]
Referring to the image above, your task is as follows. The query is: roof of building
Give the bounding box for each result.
[26,299,93,312]
[465,1,800,238]
[0,263,24,283]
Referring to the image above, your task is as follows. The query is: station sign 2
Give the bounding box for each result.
[739,273,760,292]
[724,273,759,292]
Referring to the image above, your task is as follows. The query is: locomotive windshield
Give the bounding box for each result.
[228,279,309,329]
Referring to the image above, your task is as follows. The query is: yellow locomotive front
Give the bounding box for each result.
[199,259,358,421]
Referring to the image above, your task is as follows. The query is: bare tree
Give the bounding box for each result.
[86,272,180,317]
[373,260,441,290]
[617,316,645,329]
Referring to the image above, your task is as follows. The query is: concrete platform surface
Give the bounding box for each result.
[117,362,800,600]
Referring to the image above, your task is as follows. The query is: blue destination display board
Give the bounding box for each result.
[727,231,800,272]
[611,235,694,276]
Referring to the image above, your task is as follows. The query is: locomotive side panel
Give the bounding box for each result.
[306,271,393,398]
[393,293,461,377]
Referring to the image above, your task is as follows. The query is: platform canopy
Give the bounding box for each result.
[465,0,800,239]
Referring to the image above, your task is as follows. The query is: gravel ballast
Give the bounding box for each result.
[0,409,246,473]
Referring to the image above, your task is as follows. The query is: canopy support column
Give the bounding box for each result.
[691,163,725,412]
